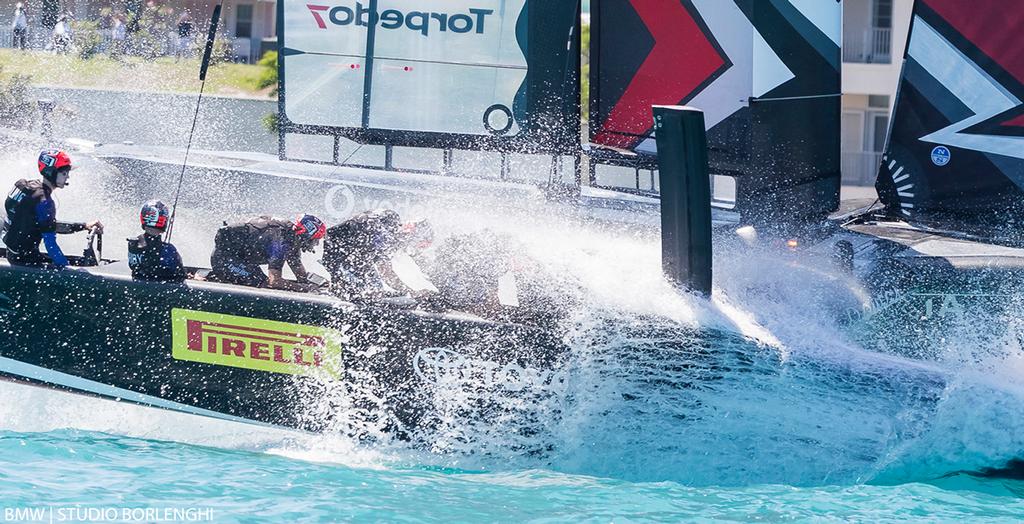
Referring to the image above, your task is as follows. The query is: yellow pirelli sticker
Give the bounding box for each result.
[171,308,344,379]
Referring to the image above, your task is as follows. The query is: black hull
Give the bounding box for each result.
[822,218,1024,356]
[0,260,563,433]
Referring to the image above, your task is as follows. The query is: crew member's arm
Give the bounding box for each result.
[266,241,314,291]
[55,220,103,234]
[36,199,68,268]
[268,267,316,291]
[287,252,309,283]
[55,222,86,234]
[41,232,68,267]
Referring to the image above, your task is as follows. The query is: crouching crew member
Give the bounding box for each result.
[321,209,433,299]
[207,214,325,291]
[127,200,186,282]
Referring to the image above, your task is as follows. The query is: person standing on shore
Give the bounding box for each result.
[110,14,127,58]
[50,13,71,54]
[175,11,193,60]
[11,3,28,50]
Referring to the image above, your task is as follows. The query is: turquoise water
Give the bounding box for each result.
[3,321,1024,522]
[1,429,1023,522]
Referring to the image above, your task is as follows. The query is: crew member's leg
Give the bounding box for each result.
[208,250,268,287]
[6,250,51,268]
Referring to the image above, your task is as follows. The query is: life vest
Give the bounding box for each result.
[213,216,296,266]
[323,210,401,275]
[3,179,54,256]
[127,234,186,282]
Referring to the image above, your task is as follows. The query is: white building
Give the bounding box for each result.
[842,0,913,185]
[0,0,275,62]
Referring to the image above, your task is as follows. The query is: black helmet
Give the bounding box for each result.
[140,200,170,232]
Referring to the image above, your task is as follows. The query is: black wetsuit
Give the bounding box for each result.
[127,233,186,282]
[322,211,401,295]
[207,217,303,287]
[2,179,81,267]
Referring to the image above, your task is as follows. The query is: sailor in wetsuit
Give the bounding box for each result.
[321,209,433,299]
[127,200,186,282]
[207,214,325,291]
[2,149,103,268]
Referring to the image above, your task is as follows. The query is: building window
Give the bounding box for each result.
[235,4,253,39]
[868,95,890,109]
[871,114,890,152]
[873,0,892,29]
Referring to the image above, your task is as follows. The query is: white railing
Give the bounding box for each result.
[0,28,12,48]
[843,27,892,64]
[0,27,253,62]
[842,150,885,186]
[0,28,52,50]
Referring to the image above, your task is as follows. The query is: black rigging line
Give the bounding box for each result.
[167,3,223,242]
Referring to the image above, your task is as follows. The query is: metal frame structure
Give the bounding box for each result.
[276,0,584,185]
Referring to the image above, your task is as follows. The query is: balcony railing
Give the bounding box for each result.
[842,151,885,186]
[843,27,893,64]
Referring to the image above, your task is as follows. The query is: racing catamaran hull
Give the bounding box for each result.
[0,259,562,433]
[825,0,1024,352]
[814,219,1024,355]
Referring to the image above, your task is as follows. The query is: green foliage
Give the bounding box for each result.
[581,22,590,120]
[72,20,104,60]
[0,49,272,99]
[581,23,590,64]
[129,5,174,59]
[261,112,279,134]
[255,51,278,95]
[0,67,35,129]
[190,30,234,65]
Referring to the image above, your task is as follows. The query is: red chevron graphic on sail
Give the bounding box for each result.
[925,0,1024,128]
[592,0,727,149]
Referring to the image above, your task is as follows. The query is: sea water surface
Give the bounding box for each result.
[1,143,1024,522]
[2,429,1024,522]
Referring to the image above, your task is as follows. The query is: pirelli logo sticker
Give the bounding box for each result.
[171,308,343,378]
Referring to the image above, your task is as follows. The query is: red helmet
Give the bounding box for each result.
[400,219,434,251]
[294,214,326,241]
[38,149,72,185]
[140,200,170,232]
